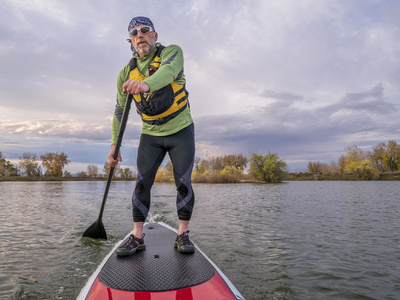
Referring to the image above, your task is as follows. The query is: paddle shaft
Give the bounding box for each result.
[97,94,133,221]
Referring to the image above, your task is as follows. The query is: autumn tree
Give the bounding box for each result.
[155,161,174,182]
[346,160,379,180]
[307,161,323,173]
[19,152,40,177]
[249,153,287,183]
[369,140,400,172]
[345,145,366,164]
[165,161,173,172]
[209,156,225,171]
[338,154,346,174]
[338,146,363,173]
[40,152,70,177]
[339,146,379,180]
[385,140,400,171]
[199,153,248,173]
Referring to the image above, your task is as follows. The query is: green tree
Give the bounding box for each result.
[118,167,133,180]
[3,161,19,176]
[249,153,287,183]
[103,162,120,179]
[0,152,4,172]
[0,152,6,177]
[40,152,70,177]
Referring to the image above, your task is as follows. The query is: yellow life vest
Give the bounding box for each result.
[128,45,189,125]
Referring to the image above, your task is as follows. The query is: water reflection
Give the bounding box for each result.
[1,181,400,299]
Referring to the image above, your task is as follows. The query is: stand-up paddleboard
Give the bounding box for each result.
[78,222,245,299]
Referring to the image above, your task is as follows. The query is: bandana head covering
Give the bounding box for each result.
[127,16,155,52]
[128,16,155,33]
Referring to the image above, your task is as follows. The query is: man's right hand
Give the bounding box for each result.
[108,144,122,167]
[122,79,149,95]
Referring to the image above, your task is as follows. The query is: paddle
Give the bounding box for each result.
[83,94,133,239]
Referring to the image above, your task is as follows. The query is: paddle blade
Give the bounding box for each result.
[83,219,107,240]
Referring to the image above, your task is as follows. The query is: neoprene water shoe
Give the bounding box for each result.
[116,234,146,257]
[174,231,195,253]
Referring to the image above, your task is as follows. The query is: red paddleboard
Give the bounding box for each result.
[78,222,245,300]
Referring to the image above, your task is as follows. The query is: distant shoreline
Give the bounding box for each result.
[1,172,400,182]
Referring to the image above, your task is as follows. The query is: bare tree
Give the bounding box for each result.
[18,152,40,177]
[103,162,120,179]
[87,164,99,177]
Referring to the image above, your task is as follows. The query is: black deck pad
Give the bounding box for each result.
[98,223,215,292]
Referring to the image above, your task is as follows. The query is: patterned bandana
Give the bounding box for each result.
[128,16,155,33]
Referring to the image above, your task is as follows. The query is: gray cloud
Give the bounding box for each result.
[1,0,400,172]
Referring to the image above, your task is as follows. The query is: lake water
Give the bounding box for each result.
[0,181,399,300]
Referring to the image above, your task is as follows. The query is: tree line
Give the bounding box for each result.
[2,139,399,182]
[155,152,287,183]
[79,162,135,180]
[305,140,400,180]
[0,151,135,180]
[1,152,70,178]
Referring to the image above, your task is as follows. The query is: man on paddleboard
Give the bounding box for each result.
[108,16,195,256]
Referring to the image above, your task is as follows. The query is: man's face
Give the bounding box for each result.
[130,25,158,57]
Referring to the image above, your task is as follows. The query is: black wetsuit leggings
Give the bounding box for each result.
[132,124,195,222]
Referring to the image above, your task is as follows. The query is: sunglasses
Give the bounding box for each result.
[129,26,154,37]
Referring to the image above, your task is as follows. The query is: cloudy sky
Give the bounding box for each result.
[1,0,399,174]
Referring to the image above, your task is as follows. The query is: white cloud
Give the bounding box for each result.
[4,0,74,27]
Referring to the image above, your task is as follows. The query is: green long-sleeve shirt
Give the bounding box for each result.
[111,43,193,144]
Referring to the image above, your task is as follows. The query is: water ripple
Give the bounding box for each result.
[1,181,400,299]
